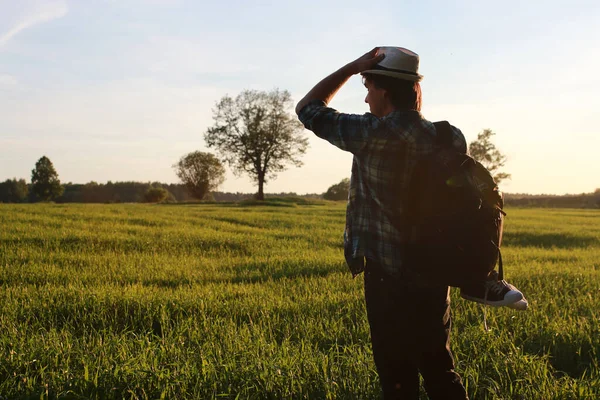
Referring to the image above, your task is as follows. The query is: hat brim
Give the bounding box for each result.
[361,69,423,82]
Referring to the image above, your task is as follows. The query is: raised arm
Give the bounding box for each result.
[295,48,385,115]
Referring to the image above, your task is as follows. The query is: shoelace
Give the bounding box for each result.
[486,279,509,295]
[483,287,490,332]
[482,279,510,331]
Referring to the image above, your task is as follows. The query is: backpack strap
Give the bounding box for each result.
[498,250,504,280]
[433,121,454,148]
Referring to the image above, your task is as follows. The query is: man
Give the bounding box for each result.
[296,47,525,399]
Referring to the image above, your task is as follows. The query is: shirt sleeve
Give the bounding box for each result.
[297,99,382,155]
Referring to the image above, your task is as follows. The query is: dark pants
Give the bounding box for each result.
[364,260,468,400]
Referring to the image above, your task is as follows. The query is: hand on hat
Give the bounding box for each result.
[347,48,385,75]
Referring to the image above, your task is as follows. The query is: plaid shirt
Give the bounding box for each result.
[298,100,467,277]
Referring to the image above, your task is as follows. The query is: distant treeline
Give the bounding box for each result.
[0,179,321,204]
[57,182,322,203]
[504,191,600,209]
[1,179,599,208]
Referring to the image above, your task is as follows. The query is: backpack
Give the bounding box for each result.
[402,121,505,287]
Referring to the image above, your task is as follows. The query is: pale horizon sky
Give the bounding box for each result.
[1,0,599,195]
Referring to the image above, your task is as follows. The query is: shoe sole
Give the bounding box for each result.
[461,290,523,307]
[507,299,529,310]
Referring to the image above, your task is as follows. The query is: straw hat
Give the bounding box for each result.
[362,47,423,82]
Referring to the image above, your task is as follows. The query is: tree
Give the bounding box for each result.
[31,156,64,201]
[324,178,350,201]
[144,186,170,203]
[0,178,29,203]
[468,129,511,184]
[173,151,225,200]
[204,89,308,200]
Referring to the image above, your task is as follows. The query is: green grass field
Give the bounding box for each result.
[1,200,599,399]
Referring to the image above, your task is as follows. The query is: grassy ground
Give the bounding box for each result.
[0,201,599,399]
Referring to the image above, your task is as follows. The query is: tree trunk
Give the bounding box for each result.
[256,175,265,200]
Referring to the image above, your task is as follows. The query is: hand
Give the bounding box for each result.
[347,48,385,75]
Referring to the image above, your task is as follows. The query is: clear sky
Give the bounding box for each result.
[1,0,598,195]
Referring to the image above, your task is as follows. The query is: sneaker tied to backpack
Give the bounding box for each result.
[460,270,524,307]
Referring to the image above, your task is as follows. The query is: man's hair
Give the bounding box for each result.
[362,74,422,112]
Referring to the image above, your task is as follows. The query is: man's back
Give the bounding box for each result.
[298,100,467,276]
